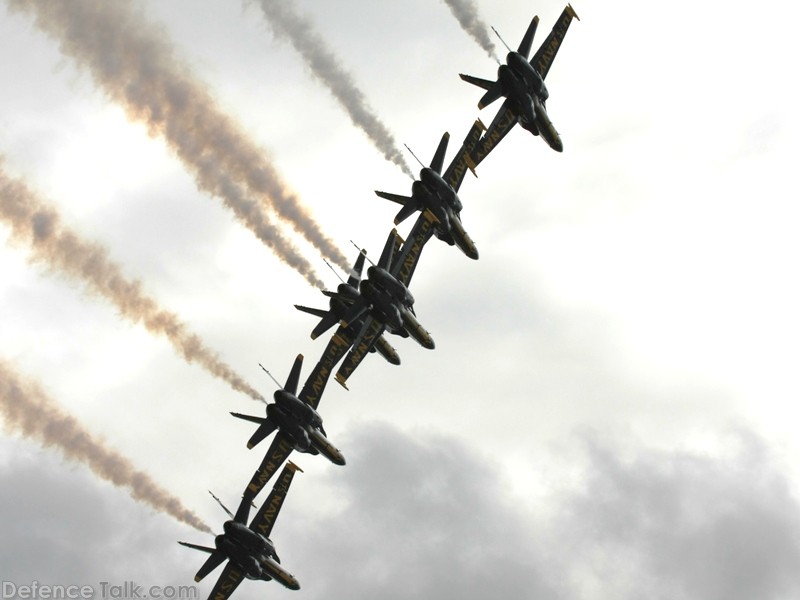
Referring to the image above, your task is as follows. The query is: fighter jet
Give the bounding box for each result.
[460,4,579,160]
[294,249,400,366]
[178,463,303,599]
[231,354,344,501]
[335,220,436,388]
[375,120,485,260]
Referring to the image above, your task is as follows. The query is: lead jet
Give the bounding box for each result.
[294,249,400,366]
[231,354,345,501]
[375,120,485,260]
[334,218,436,388]
[460,4,579,160]
[178,463,303,599]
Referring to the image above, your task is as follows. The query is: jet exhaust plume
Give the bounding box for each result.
[7,0,346,280]
[0,360,212,533]
[0,165,264,402]
[256,0,415,178]
[441,0,499,62]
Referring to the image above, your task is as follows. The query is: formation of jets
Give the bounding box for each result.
[179,6,578,598]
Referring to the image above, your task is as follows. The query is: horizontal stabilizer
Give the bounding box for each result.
[247,419,278,449]
[230,412,267,426]
[294,304,328,319]
[178,541,216,554]
[375,190,412,206]
[394,202,420,226]
[459,73,495,91]
[311,311,340,339]
[478,85,504,109]
[178,544,226,582]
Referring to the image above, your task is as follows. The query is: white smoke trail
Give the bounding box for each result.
[257,0,415,178]
[441,0,499,61]
[0,360,212,533]
[0,164,264,402]
[7,0,347,278]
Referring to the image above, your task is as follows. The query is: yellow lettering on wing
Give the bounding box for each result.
[247,437,293,495]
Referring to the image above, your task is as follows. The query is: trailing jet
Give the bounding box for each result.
[231,354,344,500]
[294,249,400,366]
[460,4,579,160]
[178,463,303,599]
[375,120,485,260]
[335,219,436,388]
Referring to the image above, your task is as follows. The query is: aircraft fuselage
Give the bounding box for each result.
[214,522,299,589]
[365,266,414,307]
[498,53,563,152]
[267,392,344,465]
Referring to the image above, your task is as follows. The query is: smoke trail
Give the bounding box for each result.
[0,360,212,533]
[7,0,347,277]
[256,0,414,178]
[0,165,264,403]
[441,0,498,62]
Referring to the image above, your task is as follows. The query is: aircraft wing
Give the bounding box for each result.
[203,562,244,600]
[468,99,518,169]
[243,431,295,501]
[297,326,354,410]
[392,210,437,287]
[530,4,579,80]
[442,119,485,192]
[334,316,386,389]
[249,462,302,539]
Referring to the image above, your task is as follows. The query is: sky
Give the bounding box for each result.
[2,0,800,598]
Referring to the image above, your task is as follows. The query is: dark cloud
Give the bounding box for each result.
[0,439,198,591]
[559,429,800,600]
[273,423,800,600]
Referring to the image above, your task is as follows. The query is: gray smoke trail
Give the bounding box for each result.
[441,0,498,62]
[257,0,415,178]
[7,0,347,278]
[0,164,264,403]
[0,360,212,533]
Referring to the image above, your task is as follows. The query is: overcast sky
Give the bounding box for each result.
[2,0,800,599]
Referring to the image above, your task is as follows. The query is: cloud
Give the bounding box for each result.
[277,422,800,600]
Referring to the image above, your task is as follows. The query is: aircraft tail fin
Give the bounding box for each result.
[284,354,303,395]
[347,250,367,288]
[518,15,540,58]
[430,132,450,174]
